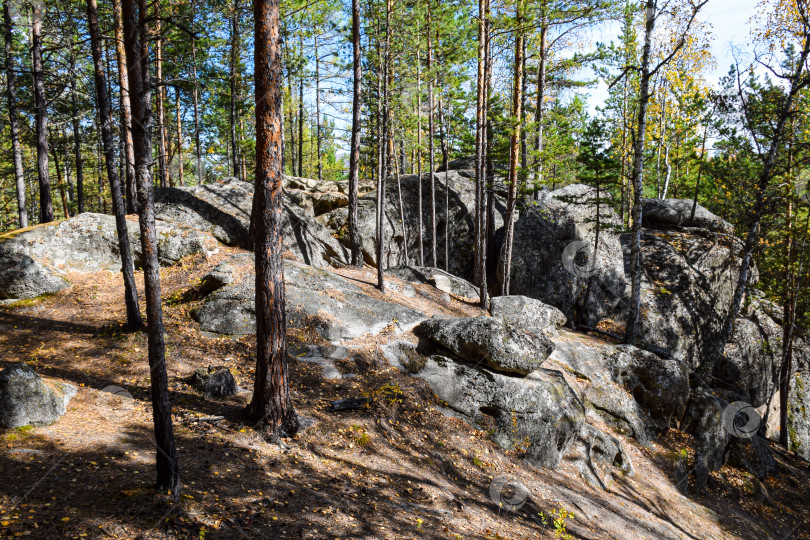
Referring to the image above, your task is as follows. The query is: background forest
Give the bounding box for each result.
[0,0,809,334]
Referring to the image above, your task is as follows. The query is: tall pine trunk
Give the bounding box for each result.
[426,5,436,267]
[113,0,136,213]
[416,31,424,266]
[315,35,322,181]
[248,0,300,441]
[155,9,168,188]
[229,6,242,180]
[376,0,392,291]
[4,0,27,228]
[348,0,363,267]
[32,3,53,223]
[69,50,85,214]
[86,0,142,331]
[121,0,180,493]
[534,15,547,195]
[190,0,202,184]
[624,1,656,345]
[174,87,185,186]
[500,0,525,296]
[474,0,489,306]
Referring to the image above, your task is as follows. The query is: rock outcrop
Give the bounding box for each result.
[641,197,734,234]
[501,184,626,326]
[386,265,480,300]
[417,315,556,375]
[0,213,216,301]
[617,228,748,370]
[318,171,507,281]
[155,178,349,267]
[191,253,426,342]
[0,364,77,428]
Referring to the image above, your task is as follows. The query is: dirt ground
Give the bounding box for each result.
[1,250,809,539]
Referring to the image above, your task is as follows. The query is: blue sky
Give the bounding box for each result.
[585,0,762,112]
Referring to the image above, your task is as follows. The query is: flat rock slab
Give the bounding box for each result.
[192,254,427,343]
[384,342,585,468]
[0,213,216,300]
[0,364,77,428]
[416,315,555,375]
[641,198,733,234]
[489,295,567,331]
[386,266,480,301]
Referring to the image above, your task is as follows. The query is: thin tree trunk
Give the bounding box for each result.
[298,33,304,178]
[155,8,167,188]
[191,0,202,184]
[426,5,436,267]
[501,0,525,296]
[230,5,241,180]
[69,51,85,215]
[248,0,300,441]
[620,70,628,225]
[174,87,184,185]
[32,3,53,223]
[533,11,547,195]
[315,34,322,182]
[690,115,711,224]
[416,31,424,266]
[53,149,68,219]
[121,0,180,493]
[624,1,657,345]
[113,0,136,213]
[348,0,363,267]
[393,136,408,266]
[4,0,27,228]
[86,0,142,331]
[376,0,392,291]
[438,100,449,271]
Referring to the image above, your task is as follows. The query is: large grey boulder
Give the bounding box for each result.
[641,198,733,234]
[386,265,480,300]
[0,213,215,301]
[409,351,586,468]
[545,332,689,441]
[489,295,567,333]
[191,254,426,342]
[0,364,77,428]
[318,171,506,280]
[502,184,626,326]
[416,315,556,375]
[617,228,753,370]
[154,178,348,267]
[286,189,348,216]
[715,294,784,406]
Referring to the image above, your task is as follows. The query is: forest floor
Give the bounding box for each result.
[0,248,809,539]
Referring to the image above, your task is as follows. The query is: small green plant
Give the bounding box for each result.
[349,425,371,447]
[539,506,575,539]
